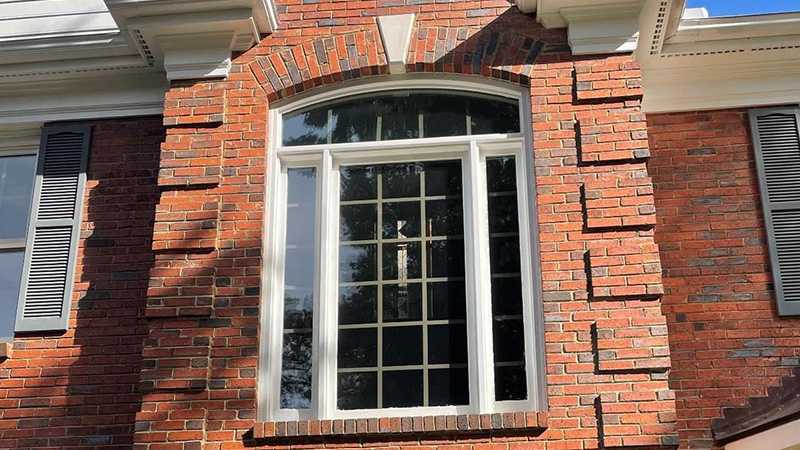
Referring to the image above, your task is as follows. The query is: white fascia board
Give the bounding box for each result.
[0,72,167,125]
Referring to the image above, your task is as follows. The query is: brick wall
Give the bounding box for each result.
[0,3,687,450]
[0,117,164,449]
[648,109,800,449]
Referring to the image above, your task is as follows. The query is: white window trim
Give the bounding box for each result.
[259,76,547,422]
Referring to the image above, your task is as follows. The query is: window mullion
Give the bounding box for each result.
[316,150,338,419]
[463,140,495,413]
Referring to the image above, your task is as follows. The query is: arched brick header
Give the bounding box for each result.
[248,22,554,101]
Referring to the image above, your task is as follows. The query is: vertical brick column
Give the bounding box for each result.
[135,66,267,448]
[532,54,677,448]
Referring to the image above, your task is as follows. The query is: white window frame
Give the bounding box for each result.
[0,124,40,341]
[259,76,547,422]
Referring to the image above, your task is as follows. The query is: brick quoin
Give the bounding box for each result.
[648,109,800,450]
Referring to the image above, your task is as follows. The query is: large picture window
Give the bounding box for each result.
[261,80,545,421]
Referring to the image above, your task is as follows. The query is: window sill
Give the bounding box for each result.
[252,411,548,443]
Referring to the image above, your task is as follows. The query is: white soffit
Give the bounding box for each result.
[516,0,644,55]
[637,0,800,113]
[377,14,415,74]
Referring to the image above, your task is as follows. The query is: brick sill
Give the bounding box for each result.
[253,411,548,442]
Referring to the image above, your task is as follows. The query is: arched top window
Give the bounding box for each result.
[262,81,544,423]
[282,90,521,146]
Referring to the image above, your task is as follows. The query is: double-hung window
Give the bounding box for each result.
[0,148,37,340]
[261,80,545,421]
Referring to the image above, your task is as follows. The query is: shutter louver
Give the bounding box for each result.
[750,108,800,316]
[15,125,90,332]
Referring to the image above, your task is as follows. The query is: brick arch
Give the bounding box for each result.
[248,25,547,102]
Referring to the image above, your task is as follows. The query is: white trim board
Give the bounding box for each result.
[0,73,167,125]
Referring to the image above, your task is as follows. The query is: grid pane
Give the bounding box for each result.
[279,168,317,409]
[337,160,469,410]
[0,154,36,240]
[486,157,528,402]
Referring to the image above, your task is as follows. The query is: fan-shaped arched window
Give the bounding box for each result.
[282,91,521,146]
[261,80,544,423]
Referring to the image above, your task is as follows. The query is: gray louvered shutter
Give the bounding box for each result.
[15,125,90,332]
[750,107,800,316]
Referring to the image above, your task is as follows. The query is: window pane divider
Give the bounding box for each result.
[317,149,337,419]
[0,239,26,250]
[463,139,495,413]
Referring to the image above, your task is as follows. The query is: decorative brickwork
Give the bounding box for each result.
[649,109,800,450]
[594,305,671,372]
[588,239,664,298]
[574,58,643,101]
[577,104,650,163]
[584,173,657,229]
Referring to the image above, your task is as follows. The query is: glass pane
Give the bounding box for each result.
[492,319,525,363]
[281,91,520,147]
[429,368,469,406]
[339,286,377,325]
[495,365,527,401]
[486,157,517,193]
[383,370,423,407]
[0,250,24,340]
[489,237,521,273]
[486,156,528,401]
[382,242,421,281]
[331,99,379,143]
[383,283,422,322]
[340,166,377,201]
[470,97,520,135]
[341,204,377,241]
[491,277,523,316]
[488,195,519,233]
[338,328,377,368]
[283,108,328,146]
[383,326,422,366]
[426,199,463,236]
[379,94,419,140]
[382,164,421,198]
[338,372,377,410]
[422,94,468,138]
[280,332,312,408]
[426,240,465,278]
[382,201,420,239]
[427,281,466,320]
[339,244,377,282]
[425,160,462,197]
[428,324,468,365]
[0,155,36,240]
[279,168,317,409]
